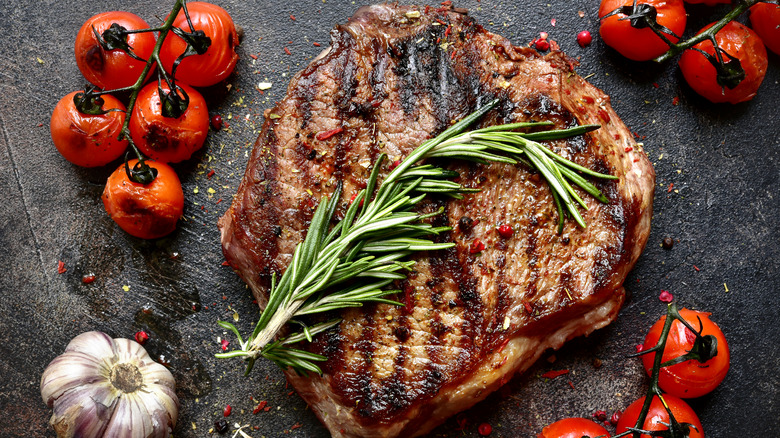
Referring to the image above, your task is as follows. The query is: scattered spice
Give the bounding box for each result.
[207,170,216,179]
[667,183,674,193]
[284,47,291,55]
[316,127,343,141]
[134,331,150,345]
[592,358,603,369]
[672,96,680,106]
[541,369,569,379]
[497,224,513,238]
[458,216,474,232]
[478,422,493,436]
[693,265,700,272]
[469,239,485,254]
[551,18,557,26]
[610,410,622,426]
[81,273,96,284]
[313,42,321,47]
[576,30,592,47]
[291,423,302,430]
[220,339,230,351]
[57,260,67,274]
[253,400,268,414]
[593,410,607,421]
[214,418,229,434]
[662,237,674,249]
[534,37,550,51]
[210,114,223,131]
[223,404,232,417]
[635,344,645,353]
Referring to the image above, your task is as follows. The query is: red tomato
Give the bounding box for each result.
[642,308,729,398]
[616,395,703,438]
[538,418,611,438]
[159,2,239,87]
[684,0,730,4]
[751,2,780,56]
[679,21,768,104]
[102,159,184,239]
[50,91,128,167]
[75,11,156,90]
[599,0,687,61]
[129,82,209,163]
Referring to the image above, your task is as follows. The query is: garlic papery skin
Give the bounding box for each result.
[41,331,179,438]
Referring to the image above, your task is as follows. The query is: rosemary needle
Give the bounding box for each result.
[217,98,617,375]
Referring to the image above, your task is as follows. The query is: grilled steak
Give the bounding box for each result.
[219,4,654,437]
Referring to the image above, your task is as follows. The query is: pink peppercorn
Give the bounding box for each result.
[577,30,592,47]
[478,423,492,436]
[134,331,149,345]
[497,224,513,238]
[223,404,232,417]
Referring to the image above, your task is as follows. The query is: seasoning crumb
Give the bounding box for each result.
[122,285,130,292]
[57,260,67,274]
[662,237,674,249]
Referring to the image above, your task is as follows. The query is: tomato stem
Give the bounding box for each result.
[654,0,762,63]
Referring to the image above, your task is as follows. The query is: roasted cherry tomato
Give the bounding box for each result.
[751,2,780,56]
[599,0,687,61]
[616,395,703,438]
[75,11,156,90]
[129,82,209,163]
[102,159,184,239]
[641,308,729,398]
[538,417,611,438]
[159,2,239,87]
[50,91,128,167]
[679,21,768,104]
[684,0,730,4]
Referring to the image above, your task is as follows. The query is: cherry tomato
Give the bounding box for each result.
[129,82,209,163]
[75,11,156,90]
[679,21,768,104]
[599,0,687,61]
[102,159,184,239]
[159,2,239,87]
[684,0,730,4]
[538,418,611,438]
[641,308,729,398]
[616,395,703,438]
[50,91,128,167]
[750,2,780,56]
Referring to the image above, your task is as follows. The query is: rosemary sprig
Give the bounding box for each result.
[217,99,618,375]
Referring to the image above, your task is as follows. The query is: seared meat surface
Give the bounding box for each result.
[219,4,654,437]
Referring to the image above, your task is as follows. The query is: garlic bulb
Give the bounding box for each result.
[41,331,179,438]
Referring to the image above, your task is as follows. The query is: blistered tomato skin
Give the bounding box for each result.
[50,91,128,167]
[159,2,239,87]
[129,82,209,163]
[750,2,780,56]
[102,159,184,239]
[642,308,730,398]
[75,11,156,90]
[598,0,687,61]
[679,21,768,104]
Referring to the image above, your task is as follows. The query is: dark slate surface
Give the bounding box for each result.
[0,1,777,437]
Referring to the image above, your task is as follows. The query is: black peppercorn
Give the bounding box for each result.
[214,419,229,434]
[662,237,674,250]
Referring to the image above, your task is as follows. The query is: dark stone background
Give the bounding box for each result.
[0,0,777,436]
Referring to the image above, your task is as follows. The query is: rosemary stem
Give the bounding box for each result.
[654,0,761,63]
[249,301,304,357]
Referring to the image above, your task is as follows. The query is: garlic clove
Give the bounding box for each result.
[49,383,115,437]
[64,331,116,359]
[104,393,155,438]
[41,350,112,406]
[136,385,179,436]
